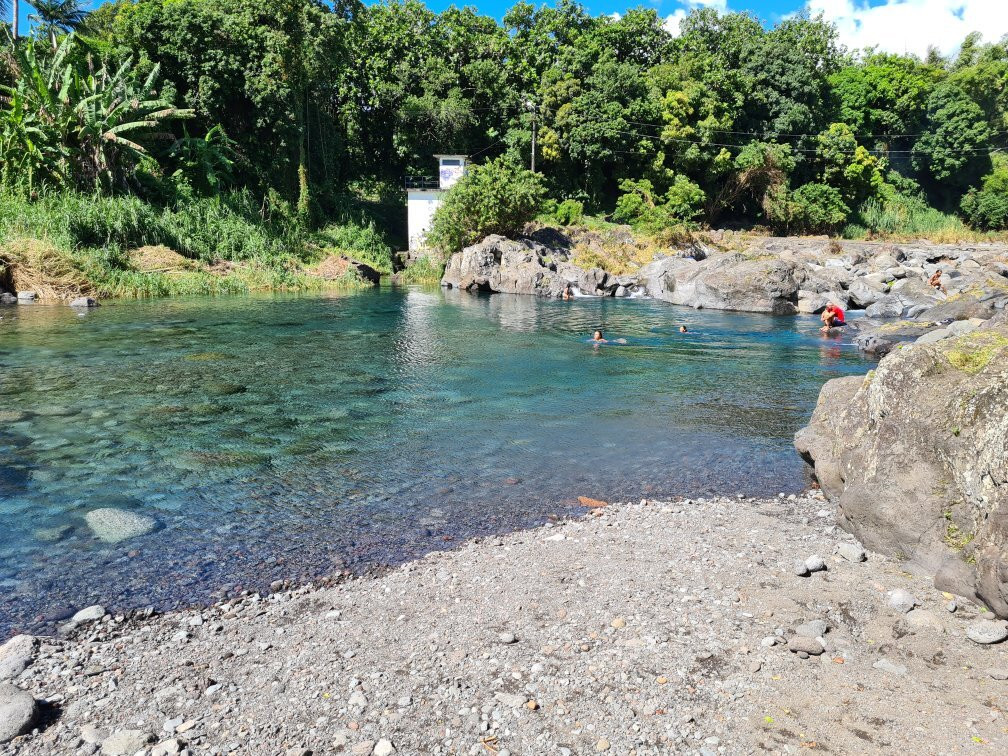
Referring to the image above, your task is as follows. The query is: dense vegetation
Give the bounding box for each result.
[2,0,1007,298]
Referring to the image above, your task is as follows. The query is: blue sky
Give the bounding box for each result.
[13,0,1008,59]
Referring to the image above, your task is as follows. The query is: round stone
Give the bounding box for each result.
[85,508,158,544]
[967,620,1008,645]
[0,683,38,744]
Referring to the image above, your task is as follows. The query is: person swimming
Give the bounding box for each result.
[592,330,607,343]
[679,325,688,333]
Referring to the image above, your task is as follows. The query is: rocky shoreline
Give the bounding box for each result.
[4,493,1008,754]
[440,230,1008,356]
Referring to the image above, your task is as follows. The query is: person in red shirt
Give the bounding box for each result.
[820,303,845,332]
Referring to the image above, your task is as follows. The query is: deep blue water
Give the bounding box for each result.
[0,288,870,633]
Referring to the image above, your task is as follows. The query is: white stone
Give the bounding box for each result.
[85,508,158,544]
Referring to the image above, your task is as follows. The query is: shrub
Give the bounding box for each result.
[426,156,545,254]
[961,160,1008,230]
[554,199,584,226]
[789,184,850,233]
[612,176,705,229]
[315,222,393,273]
[859,189,967,237]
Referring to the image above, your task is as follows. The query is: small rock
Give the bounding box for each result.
[151,739,182,756]
[611,617,626,629]
[71,605,107,625]
[350,742,375,756]
[348,691,367,709]
[986,668,1008,680]
[749,660,762,673]
[80,725,106,745]
[793,560,810,577]
[493,692,528,708]
[373,738,395,756]
[795,620,827,638]
[760,636,777,648]
[498,632,517,644]
[0,683,38,744]
[595,738,611,752]
[967,619,1008,645]
[16,291,36,302]
[905,610,944,633]
[100,729,153,756]
[836,543,866,562]
[945,599,957,613]
[872,658,907,676]
[887,589,919,614]
[787,636,824,655]
[70,297,99,309]
[804,555,826,573]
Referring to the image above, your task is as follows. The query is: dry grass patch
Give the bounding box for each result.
[313,254,351,280]
[0,238,94,301]
[129,245,199,273]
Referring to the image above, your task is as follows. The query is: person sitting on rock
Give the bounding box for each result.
[929,269,948,294]
[820,303,845,332]
[592,330,607,343]
[562,284,573,300]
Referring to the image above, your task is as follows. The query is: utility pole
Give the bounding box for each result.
[525,98,537,172]
[12,0,19,39]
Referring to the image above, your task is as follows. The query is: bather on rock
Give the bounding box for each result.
[929,269,948,294]
[820,302,845,332]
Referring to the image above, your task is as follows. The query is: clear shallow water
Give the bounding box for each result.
[0,289,870,632]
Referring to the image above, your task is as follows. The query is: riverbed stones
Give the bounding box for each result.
[966,620,1008,645]
[873,658,908,676]
[373,738,396,755]
[0,683,38,743]
[84,508,158,543]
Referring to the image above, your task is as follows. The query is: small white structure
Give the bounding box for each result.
[406,155,469,250]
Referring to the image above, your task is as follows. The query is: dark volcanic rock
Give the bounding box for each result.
[796,315,1008,615]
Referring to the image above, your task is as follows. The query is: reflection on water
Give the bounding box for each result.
[0,288,871,633]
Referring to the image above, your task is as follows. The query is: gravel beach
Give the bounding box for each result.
[3,492,1008,755]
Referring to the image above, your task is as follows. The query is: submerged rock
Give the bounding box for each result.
[85,508,158,544]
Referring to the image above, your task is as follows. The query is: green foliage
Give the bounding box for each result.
[961,156,1008,230]
[816,123,884,205]
[789,183,849,234]
[554,199,584,226]
[426,156,545,253]
[613,176,705,228]
[0,33,193,193]
[857,190,967,238]
[314,221,393,273]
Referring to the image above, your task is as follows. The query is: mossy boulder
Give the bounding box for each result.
[796,313,1008,615]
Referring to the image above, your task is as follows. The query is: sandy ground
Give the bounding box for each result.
[4,492,1008,755]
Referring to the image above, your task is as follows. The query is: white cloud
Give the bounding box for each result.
[664,0,729,37]
[807,0,1008,58]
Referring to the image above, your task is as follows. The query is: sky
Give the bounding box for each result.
[15,0,1008,59]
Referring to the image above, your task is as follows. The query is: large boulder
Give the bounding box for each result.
[639,254,798,314]
[441,236,567,297]
[796,315,1008,614]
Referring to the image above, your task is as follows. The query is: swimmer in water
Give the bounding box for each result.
[679,325,688,333]
[592,330,607,343]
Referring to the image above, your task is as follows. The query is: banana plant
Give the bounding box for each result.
[1,31,192,192]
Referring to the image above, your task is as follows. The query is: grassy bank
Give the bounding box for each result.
[0,192,393,301]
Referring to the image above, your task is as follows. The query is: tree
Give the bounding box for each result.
[29,0,88,48]
[816,123,884,205]
[426,156,545,253]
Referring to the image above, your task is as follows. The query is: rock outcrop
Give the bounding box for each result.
[795,313,1008,615]
[440,232,1008,319]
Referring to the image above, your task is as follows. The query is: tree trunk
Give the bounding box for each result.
[12,0,19,39]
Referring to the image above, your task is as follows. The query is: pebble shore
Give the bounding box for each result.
[3,492,1008,755]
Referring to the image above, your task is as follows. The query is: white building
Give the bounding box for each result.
[406,155,469,250]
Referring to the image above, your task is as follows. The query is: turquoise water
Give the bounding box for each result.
[0,289,869,632]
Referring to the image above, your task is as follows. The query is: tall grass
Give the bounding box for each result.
[847,194,969,240]
[0,190,380,300]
